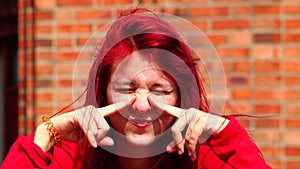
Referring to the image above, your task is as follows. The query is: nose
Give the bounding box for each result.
[132,89,151,113]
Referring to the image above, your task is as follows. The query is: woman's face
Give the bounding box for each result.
[107,52,178,146]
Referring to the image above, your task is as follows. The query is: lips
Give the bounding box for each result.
[130,119,152,128]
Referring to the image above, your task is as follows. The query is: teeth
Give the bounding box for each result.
[130,119,152,123]
[129,116,152,123]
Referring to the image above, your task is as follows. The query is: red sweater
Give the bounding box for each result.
[1,117,271,169]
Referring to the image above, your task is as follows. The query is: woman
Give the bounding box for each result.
[2,8,271,169]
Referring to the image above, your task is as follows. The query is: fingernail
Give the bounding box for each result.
[93,141,97,148]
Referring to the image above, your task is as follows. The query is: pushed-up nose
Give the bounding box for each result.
[132,89,151,113]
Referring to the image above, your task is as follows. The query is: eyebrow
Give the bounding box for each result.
[112,79,174,88]
[111,79,131,86]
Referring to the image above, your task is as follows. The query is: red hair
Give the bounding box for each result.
[78,8,209,168]
[86,9,209,112]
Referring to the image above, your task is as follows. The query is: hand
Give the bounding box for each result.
[34,97,133,152]
[149,95,229,161]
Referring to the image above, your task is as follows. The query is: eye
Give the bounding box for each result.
[114,87,135,94]
[151,90,171,95]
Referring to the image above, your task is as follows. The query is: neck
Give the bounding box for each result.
[118,155,162,169]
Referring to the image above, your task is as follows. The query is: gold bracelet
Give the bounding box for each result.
[42,116,62,147]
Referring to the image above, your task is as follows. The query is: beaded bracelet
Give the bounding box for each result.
[42,116,62,147]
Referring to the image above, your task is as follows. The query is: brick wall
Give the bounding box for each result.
[18,0,300,168]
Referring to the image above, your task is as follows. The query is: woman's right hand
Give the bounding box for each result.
[34,97,133,152]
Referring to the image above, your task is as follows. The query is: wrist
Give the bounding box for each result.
[205,115,229,135]
[34,123,56,152]
[212,117,229,135]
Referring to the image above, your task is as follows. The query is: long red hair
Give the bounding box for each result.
[76,8,210,169]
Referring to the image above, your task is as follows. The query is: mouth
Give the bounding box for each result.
[129,118,153,128]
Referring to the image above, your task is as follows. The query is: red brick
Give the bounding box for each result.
[236,118,250,128]
[160,7,187,16]
[56,10,73,20]
[19,25,34,35]
[254,75,281,86]
[286,131,300,144]
[36,39,52,47]
[253,45,281,59]
[285,62,300,71]
[19,52,36,62]
[232,31,251,44]
[254,90,282,100]
[285,33,300,42]
[286,76,300,85]
[35,11,53,20]
[223,102,251,115]
[170,0,206,2]
[57,24,91,33]
[264,160,281,169]
[36,79,53,88]
[227,76,249,86]
[19,39,34,49]
[19,65,33,75]
[36,64,53,75]
[57,63,74,74]
[57,0,92,6]
[216,47,249,58]
[254,62,280,71]
[255,104,281,114]
[233,62,250,72]
[35,0,53,9]
[232,5,251,15]
[286,118,300,128]
[18,0,34,8]
[286,103,300,114]
[232,89,250,99]
[212,0,248,2]
[286,19,300,29]
[254,19,281,29]
[35,25,52,34]
[285,46,300,58]
[250,130,280,142]
[213,20,250,30]
[57,79,73,88]
[36,92,53,102]
[254,5,280,15]
[77,37,89,46]
[56,51,79,61]
[287,161,300,169]
[254,33,280,43]
[286,146,300,156]
[207,34,228,44]
[284,5,300,14]
[56,38,72,47]
[76,10,112,20]
[57,92,73,102]
[190,20,207,30]
[97,0,133,5]
[285,90,300,100]
[259,145,281,156]
[36,106,53,115]
[36,52,52,60]
[221,62,230,72]
[55,105,75,114]
[256,119,279,128]
[190,6,228,17]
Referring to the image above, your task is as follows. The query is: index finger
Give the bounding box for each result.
[98,96,134,117]
[149,95,185,118]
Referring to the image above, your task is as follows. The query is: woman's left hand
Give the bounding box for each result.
[149,96,229,161]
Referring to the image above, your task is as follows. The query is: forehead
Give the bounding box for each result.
[112,52,161,79]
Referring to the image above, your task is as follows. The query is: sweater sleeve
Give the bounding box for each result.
[199,116,272,169]
[1,133,77,169]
